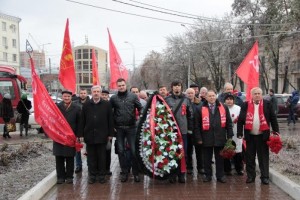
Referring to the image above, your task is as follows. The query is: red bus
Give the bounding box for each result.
[0,65,27,124]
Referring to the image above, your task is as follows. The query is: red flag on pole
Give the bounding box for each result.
[107,28,128,89]
[59,18,76,94]
[92,48,100,85]
[236,41,259,101]
[30,57,82,151]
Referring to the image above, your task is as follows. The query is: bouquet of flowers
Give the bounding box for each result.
[136,94,184,179]
[220,139,236,159]
[267,131,282,154]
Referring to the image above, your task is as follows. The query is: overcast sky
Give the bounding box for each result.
[1,0,233,70]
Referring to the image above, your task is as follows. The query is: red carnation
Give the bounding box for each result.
[156,151,163,156]
[163,158,169,165]
[144,141,148,146]
[267,132,282,154]
[158,163,164,169]
[166,147,171,152]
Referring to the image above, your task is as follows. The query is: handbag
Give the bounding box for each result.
[6,121,16,132]
[16,113,22,123]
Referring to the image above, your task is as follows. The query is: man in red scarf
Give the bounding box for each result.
[194,90,233,183]
[237,87,279,185]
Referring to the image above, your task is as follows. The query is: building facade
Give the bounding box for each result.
[0,12,21,72]
[20,50,46,69]
[74,45,108,92]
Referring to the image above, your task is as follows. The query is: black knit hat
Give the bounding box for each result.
[102,89,109,94]
[61,90,72,95]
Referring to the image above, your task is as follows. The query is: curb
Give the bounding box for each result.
[269,168,300,200]
[17,170,56,200]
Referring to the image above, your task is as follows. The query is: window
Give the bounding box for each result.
[83,73,90,83]
[297,78,300,91]
[0,81,15,100]
[82,61,89,71]
[2,37,7,47]
[13,54,17,62]
[75,49,81,59]
[3,52,8,61]
[2,22,6,31]
[83,49,89,59]
[10,24,16,33]
[76,61,82,70]
[12,39,17,48]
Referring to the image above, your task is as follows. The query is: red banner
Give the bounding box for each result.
[59,18,76,94]
[107,29,128,89]
[30,58,82,151]
[236,41,259,101]
[92,48,100,85]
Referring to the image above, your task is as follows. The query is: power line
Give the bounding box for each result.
[65,0,195,25]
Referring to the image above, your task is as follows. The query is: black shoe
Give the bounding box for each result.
[3,134,7,139]
[261,178,269,185]
[106,171,112,175]
[57,178,65,184]
[65,178,73,184]
[198,169,205,175]
[237,171,244,176]
[99,176,106,184]
[217,177,226,183]
[7,134,11,138]
[203,176,212,182]
[134,175,140,182]
[88,177,96,184]
[246,177,255,183]
[169,175,176,183]
[121,174,128,182]
[20,133,23,136]
[225,171,232,176]
[75,167,82,173]
[178,175,186,183]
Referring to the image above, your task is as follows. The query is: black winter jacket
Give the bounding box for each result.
[194,100,233,147]
[110,90,142,128]
[80,99,114,144]
[237,99,279,141]
[53,101,81,157]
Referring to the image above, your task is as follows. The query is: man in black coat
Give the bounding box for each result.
[237,87,279,185]
[110,78,143,183]
[194,90,233,183]
[80,85,114,184]
[17,94,32,136]
[53,90,81,184]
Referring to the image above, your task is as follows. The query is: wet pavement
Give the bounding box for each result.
[1,120,297,200]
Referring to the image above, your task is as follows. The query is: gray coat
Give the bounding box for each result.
[165,93,193,134]
[53,101,81,157]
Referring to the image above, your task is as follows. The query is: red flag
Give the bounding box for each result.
[30,57,82,151]
[92,48,100,85]
[236,41,259,101]
[107,29,128,89]
[59,18,76,94]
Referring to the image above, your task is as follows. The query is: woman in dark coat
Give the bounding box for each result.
[53,90,81,184]
[1,94,14,139]
[17,94,32,136]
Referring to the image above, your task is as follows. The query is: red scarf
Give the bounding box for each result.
[245,100,269,131]
[202,104,226,130]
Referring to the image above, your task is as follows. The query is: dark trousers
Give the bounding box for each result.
[55,156,74,180]
[203,146,224,179]
[75,151,82,168]
[86,143,106,178]
[116,127,139,175]
[224,152,243,173]
[186,135,204,171]
[106,141,112,172]
[246,134,269,179]
[288,104,296,124]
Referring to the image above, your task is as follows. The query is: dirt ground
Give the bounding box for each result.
[0,141,55,200]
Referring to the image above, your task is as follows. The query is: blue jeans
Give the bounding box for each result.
[75,151,82,168]
[116,127,139,175]
[288,104,296,124]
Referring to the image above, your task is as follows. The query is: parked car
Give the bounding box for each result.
[27,96,62,131]
[265,94,300,119]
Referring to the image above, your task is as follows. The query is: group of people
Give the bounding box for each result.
[52,79,279,186]
[0,93,32,139]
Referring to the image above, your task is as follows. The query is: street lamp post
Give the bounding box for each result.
[124,41,136,71]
